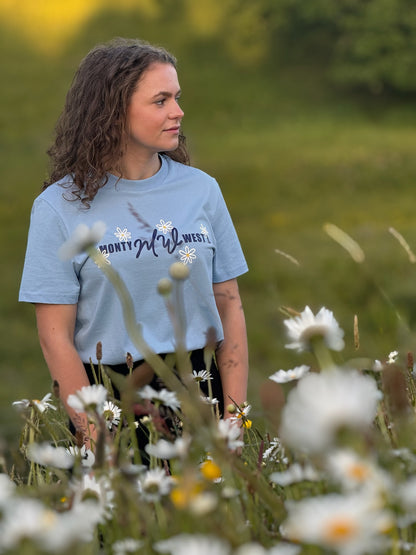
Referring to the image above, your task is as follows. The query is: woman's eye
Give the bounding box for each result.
[155,99,165,105]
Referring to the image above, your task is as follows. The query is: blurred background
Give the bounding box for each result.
[2,0,416,442]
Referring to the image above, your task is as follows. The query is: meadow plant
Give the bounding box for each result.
[4,223,416,553]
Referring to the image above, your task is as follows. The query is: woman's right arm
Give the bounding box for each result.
[35,303,96,447]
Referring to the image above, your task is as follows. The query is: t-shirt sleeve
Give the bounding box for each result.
[210,180,248,283]
[19,198,80,304]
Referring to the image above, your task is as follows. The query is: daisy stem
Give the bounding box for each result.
[87,247,186,395]
[88,248,215,436]
[311,337,334,371]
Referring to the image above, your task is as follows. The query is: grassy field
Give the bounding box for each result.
[2,5,416,442]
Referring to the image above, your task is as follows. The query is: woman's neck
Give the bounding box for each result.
[113,152,161,180]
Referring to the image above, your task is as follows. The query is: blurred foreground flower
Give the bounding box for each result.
[155,534,230,555]
[66,445,95,469]
[216,419,244,451]
[284,306,345,352]
[139,385,181,411]
[270,463,320,486]
[112,538,143,555]
[235,543,301,555]
[0,474,16,503]
[145,436,190,460]
[326,449,391,496]
[0,497,101,553]
[58,221,106,260]
[67,384,108,414]
[138,468,175,503]
[280,368,382,452]
[281,493,392,555]
[26,442,74,469]
[71,474,114,522]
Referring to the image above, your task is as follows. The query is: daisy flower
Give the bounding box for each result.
[192,369,212,383]
[280,367,382,453]
[326,449,392,495]
[200,395,219,406]
[112,538,143,555]
[200,458,222,482]
[12,394,56,413]
[0,474,16,505]
[235,543,301,555]
[269,365,310,384]
[32,393,57,413]
[263,437,288,464]
[281,493,393,555]
[67,384,108,414]
[284,306,345,352]
[67,445,95,469]
[138,385,180,411]
[270,463,320,486]
[58,221,106,260]
[145,436,190,460]
[230,403,252,429]
[0,498,58,551]
[216,419,244,451]
[154,534,230,555]
[26,443,74,469]
[39,500,102,552]
[103,400,121,430]
[71,473,115,522]
[11,398,31,411]
[397,476,416,524]
[387,350,399,364]
[138,468,174,503]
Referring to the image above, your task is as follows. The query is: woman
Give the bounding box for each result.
[19,38,249,449]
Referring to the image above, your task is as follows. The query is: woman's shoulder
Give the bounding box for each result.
[32,175,81,216]
[36,175,75,200]
[165,156,218,186]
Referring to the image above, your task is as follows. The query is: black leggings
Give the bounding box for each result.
[84,349,224,416]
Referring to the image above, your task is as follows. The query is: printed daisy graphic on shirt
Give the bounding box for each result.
[94,248,111,266]
[200,223,209,237]
[156,219,173,234]
[179,245,196,264]
[114,227,131,242]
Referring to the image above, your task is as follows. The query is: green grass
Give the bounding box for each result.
[2,5,416,441]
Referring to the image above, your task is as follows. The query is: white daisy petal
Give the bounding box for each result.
[58,221,106,260]
[280,367,382,453]
[284,306,345,352]
[269,365,310,383]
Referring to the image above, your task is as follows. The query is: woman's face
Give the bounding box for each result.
[125,62,184,159]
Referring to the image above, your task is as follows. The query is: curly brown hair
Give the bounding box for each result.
[43,38,190,205]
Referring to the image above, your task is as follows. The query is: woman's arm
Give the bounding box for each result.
[35,303,96,447]
[213,278,249,417]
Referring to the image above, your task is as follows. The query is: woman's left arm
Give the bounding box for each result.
[213,278,249,417]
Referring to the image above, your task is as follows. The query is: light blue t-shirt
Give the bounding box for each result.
[19,156,248,364]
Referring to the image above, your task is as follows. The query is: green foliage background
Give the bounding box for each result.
[2,0,416,442]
